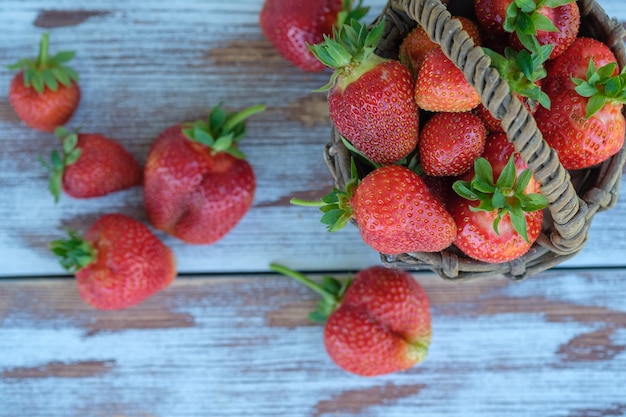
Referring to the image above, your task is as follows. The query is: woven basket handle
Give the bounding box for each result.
[387,0,591,255]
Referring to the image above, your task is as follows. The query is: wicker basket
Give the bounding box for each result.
[323,0,626,281]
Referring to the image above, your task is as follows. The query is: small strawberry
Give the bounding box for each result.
[450,133,547,263]
[399,16,481,76]
[292,162,456,255]
[259,0,369,72]
[41,127,142,203]
[542,37,619,98]
[50,213,177,310]
[414,48,481,112]
[535,59,626,170]
[309,19,419,165]
[419,111,487,177]
[143,104,265,244]
[270,263,431,377]
[7,33,80,132]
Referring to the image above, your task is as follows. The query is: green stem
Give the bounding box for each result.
[37,33,50,68]
[269,263,338,305]
[289,198,326,207]
[223,104,266,132]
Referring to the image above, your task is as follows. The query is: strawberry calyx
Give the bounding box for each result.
[269,263,351,323]
[452,156,547,242]
[40,126,82,203]
[483,45,551,109]
[290,159,359,232]
[6,33,79,94]
[336,0,370,28]
[571,60,626,118]
[504,0,574,53]
[182,103,266,159]
[50,230,97,273]
[309,18,387,92]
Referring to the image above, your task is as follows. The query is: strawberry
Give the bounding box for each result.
[414,48,481,112]
[143,104,265,244]
[7,33,80,132]
[270,263,431,376]
[542,37,619,98]
[534,59,626,170]
[259,0,369,72]
[474,0,580,59]
[50,213,177,310]
[292,163,456,255]
[399,16,481,76]
[419,111,487,177]
[450,133,547,263]
[41,127,142,202]
[309,19,419,165]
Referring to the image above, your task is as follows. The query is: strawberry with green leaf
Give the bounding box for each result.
[50,213,177,310]
[292,161,456,255]
[143,103,265,244]
[450,133,547,263]
[270,263,431,377]
[7,33,80,132]
[535,57,626,170]
[41,127,142,202]
[309,19,419,165]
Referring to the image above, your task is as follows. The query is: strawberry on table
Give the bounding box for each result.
[292,162,456,255]
[259,0,369,72]
[450,133,547,263]
[50,213,177,310]
[143,103,265,245]
[309,19,419,165]
[419,111,487,177]
[7,33,80,132]
[41,127,142,203]
[270,263,431,377]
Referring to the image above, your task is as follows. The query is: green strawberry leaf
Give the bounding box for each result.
[49,230,97,273]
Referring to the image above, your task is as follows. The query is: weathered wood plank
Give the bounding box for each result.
[0,0,625,277]
[1,268,625,416]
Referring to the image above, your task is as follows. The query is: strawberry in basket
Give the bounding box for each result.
[309,19,419,165]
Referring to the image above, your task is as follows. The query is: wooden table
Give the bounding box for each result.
[1,1,625,415]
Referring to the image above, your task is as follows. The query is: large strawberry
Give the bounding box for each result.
[415,48,481,112]
[309,19,419,165]
[419,111,487,177]
[143,104,265,244]
[259,0,368,72]
[41,127,142,203]
[7,33,80,132]
[474,0,580,59]
[270,263,431,377]
[292,163,456,255]
[450,132,547,263]
[50,213,177,310]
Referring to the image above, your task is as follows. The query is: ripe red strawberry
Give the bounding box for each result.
[292,163,456,254]
[474,0,580,59]
[7,33,80,132]
[415,48,481,112]
[259,0,368,72]
[399,16,481,76]
[450,133,547,263]
[41,127,142,202]
[419,111,487,176]
[542,37,619,98]
[534,62,626,170]
[143,104,264,244]
[270,263,431,376]
[50,213,177,310]
[309,19,419,165]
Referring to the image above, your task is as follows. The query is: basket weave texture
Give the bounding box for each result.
[324,0,626,281]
